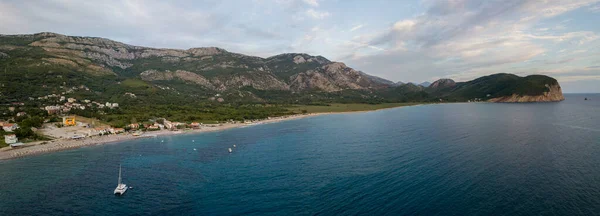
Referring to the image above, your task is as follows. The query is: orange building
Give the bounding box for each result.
[63,116,76,126]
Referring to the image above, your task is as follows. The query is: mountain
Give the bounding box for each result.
[419,82,431,87]
[426,74,564,102]
[0,32,563,105]
[429,79,457,89]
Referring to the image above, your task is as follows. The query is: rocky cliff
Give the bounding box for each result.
[487,84,565,102]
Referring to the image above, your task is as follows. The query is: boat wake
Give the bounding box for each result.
[552,123,600,132]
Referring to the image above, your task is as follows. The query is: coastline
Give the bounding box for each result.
[0,103,424,161]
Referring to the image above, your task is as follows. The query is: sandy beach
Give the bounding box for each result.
[0,113,329,161]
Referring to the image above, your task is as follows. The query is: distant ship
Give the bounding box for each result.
[114,165,128,195]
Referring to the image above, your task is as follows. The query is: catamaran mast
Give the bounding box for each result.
[118,165,122,185]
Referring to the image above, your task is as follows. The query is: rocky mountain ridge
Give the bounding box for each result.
[1,32,390,93]
[0,32,564,104]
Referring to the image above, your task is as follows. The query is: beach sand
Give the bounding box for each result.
[0,113,328,161]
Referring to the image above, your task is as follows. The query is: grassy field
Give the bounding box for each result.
[286,103,423,114]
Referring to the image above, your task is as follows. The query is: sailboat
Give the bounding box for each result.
[114,165,128,195]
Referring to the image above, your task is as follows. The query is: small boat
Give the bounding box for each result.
[585,97,588,100]
[161,140,164,143]
[193,148,197,151]
[192,140,195,142]
[228,148,233,153]
[233,144,236,148]
[114,165,128,195]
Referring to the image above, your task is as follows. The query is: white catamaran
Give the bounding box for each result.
[114,165,128,195]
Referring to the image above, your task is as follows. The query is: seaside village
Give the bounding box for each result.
[0,87,262,150]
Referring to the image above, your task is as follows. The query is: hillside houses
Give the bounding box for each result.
[2,123,19,132]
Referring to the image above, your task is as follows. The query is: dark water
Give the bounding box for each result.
[1,94,599,215]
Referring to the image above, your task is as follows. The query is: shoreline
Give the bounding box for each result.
[0,104,420,161]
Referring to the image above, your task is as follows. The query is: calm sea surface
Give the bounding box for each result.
[1,94,599,215]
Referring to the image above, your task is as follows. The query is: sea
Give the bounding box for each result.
[1,94,599,215]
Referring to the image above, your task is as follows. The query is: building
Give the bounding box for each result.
[147,125,160,131]
[8,107,15,112]
[110,128,125,134]
[4,134,17,144]
[164,120,174,130]
[2,123,19,132]
[63,116,76,126]
[127,123,140,130]
[112,103,119,108]
[16,112,26,117]
[189,122,201,129]
[45,106,61,114]
[67,98,77,103]
[90,127,109,136]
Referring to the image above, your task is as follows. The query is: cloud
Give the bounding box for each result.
[343,0,600,83]
[305,9,330,19]
[350,24,364,32]
[302,0,319,7]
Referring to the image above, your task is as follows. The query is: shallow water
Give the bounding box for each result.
[1,94,599,215]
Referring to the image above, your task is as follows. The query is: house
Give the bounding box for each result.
[164,120,174,130]
[8,107,15,112]
[147,125,160,131]
[128,123,140,129]
[4,134,17,144]
[2,123,19,132]
[67,98,77,103]
[112,103,119,108]
[189,122,201,129]
[154,123,165,129]
[110,128,125,134]
[16,112,26,117]
[90,127,109,136]
[45,106,61,114]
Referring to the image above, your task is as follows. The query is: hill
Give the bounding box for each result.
[0,32,564,107]
[427,74,564,102]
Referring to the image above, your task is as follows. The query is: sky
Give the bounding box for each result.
[1,0,599,93]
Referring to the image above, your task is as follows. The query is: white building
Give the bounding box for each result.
[4,134,17,144]
[2,123,19,132]
[67,98,77,103]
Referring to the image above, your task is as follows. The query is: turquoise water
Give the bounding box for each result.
[1,94,599,215]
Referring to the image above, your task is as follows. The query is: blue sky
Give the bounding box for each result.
[1,0,599,92]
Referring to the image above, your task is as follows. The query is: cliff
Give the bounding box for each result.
[487,84,565,102]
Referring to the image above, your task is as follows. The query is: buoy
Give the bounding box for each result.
[228,148,233,153]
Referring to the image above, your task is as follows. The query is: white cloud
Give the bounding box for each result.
[344,0,600,83]
[305,9,330,19]
[302,0,319,7]
[349,24,363,32]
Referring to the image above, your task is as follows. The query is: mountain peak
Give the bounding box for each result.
[429,79,456,89]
